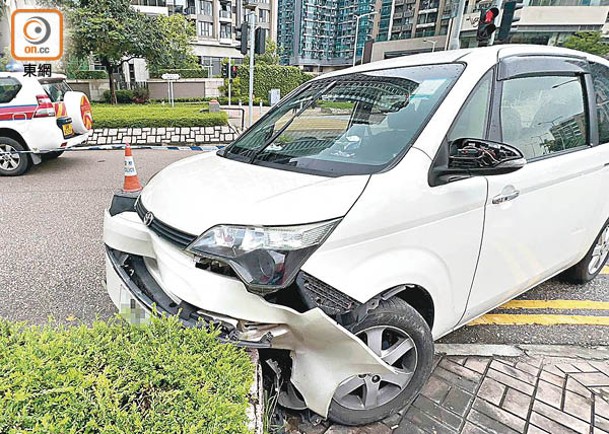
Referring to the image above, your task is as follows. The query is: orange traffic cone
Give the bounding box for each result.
[123,143,142,193]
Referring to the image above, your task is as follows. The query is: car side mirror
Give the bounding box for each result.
[430,138,526,186]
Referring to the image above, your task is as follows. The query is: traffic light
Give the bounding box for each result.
[496,0,523,43]
[236,22,249,55]
[254,28,267,55]
[231,65,238,77]
[476,7,499,47]
[221,63,229,78]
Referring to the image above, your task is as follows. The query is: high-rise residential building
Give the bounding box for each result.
[132,0,275,75]
[277,0,376,70]
[371,0,609,60]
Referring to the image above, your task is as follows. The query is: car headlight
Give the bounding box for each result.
[186,219,341,290]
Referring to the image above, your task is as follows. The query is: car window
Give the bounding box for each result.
[500,75,588,160]
[40,80,72,103]
[0,77,22,103]
[447,70,492,142]
[225,64,465,176]
[590,62,609,144]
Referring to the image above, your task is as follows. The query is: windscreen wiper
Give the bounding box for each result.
[249,81,337,163]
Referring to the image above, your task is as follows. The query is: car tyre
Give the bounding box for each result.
[0,138,30,176]
[562,218,609,284]
[327,297,434,426]
[41,150,65,161]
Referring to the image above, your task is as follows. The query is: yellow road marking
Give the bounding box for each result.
[602,266,609,275]
[500,299,609,310]
[468,314,609,326]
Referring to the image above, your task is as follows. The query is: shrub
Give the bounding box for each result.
[150,68,209,79]
[102,89,135,104]
[72,70,108,80]
[0,315,254,433]
[91,103,229,128]
[133,86,150,104]
[234,64,311,101]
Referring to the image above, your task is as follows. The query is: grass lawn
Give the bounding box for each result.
[0,315,254,434]
[91,102,228,129]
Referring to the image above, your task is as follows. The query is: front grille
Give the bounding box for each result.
[135,199,197,248]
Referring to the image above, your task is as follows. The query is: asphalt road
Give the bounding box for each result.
[1,150,608,346]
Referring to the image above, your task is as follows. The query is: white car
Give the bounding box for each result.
[103,45,609,425]
[0,73,93,176]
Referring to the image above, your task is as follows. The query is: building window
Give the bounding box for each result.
[131,0,167,5]
[198,21,214,37]
[198,0,212,14]
[259,9,270,22]
[220,24,232,39]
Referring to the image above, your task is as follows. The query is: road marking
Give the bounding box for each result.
[602,266,609,275]
[468,314,609,326]
[500,299,609,310]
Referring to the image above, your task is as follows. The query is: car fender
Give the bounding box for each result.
[304,246,454,337]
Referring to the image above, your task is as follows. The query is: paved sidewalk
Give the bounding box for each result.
[286,346,609,434]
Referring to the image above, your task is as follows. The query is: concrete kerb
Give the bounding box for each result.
[436,343,609,360]
[247,350,265,434]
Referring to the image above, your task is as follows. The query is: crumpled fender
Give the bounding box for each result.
[103,210,396,417]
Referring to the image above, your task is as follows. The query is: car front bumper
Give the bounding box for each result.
[103,209,395,417]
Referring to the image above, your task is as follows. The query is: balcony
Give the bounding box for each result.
[393,12,403,18]
[403,9,414,17]
[416,22,435,28]
[219,10,232,21]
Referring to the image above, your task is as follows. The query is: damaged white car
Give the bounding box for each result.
[104,45,609,426]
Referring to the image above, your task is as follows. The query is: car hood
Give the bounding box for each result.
[139,153,370,236]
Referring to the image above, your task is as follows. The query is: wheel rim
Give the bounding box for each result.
[333,325,417,411]
[0,144,20,171]
[589,225,609,275]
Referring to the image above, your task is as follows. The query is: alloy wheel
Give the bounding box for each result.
[589,225,609,275]
[333,325,417,411]
[0,144,21,172]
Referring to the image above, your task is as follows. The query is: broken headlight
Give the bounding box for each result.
[186,220,341,290]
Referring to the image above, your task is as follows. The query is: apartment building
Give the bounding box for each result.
[277,0,377,69]
[371,0,609,60]
[132,0,276,75]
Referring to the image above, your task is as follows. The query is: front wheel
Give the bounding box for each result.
[562,219,609,284]
[0,138,30,176]
[327,297,434,426]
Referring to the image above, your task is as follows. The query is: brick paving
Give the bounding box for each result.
[285,350,609,434]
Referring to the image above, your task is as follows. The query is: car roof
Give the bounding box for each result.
[316,44,598,80]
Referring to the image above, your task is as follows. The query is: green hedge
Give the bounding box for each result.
[235,65,313,100]
[72,70,108,80]
[0,316,253,433]
[92,103,228,128]
[151,68,209,79]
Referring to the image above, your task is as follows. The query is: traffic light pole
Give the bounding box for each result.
[447,0,466,50]
[248,12,256,128]
[228,57,232,106]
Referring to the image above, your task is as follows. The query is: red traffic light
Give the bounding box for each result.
[484,7,499,24]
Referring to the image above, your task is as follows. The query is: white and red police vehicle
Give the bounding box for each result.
[0,73,93,176]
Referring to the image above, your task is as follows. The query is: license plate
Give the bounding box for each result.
[119,284,150,325]
[62,123,73,138]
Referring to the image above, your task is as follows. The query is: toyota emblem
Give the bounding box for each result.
[143,212,155,226]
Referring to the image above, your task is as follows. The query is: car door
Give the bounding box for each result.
[464,56,606,319]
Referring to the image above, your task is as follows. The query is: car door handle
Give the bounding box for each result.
[492,190,520,204]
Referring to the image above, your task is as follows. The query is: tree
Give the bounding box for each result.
[69,0,163,104]
[562,31,609,57]
[148,14,200,76]
[255,39,281,65]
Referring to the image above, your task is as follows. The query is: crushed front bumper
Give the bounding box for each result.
[103,209,395,418]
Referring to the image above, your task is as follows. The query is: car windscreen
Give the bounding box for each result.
[222,63,464,176]
[40,79,72,103]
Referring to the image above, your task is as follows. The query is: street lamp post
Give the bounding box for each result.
[353,11,377,67]
[423,39,437,52]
